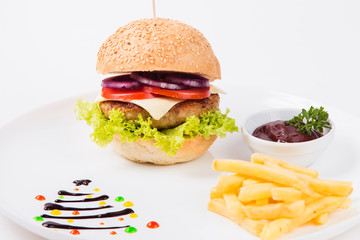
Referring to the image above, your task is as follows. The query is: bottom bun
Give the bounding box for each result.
[111,135,217,165]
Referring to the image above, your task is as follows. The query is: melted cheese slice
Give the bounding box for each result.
[97,85,226,120]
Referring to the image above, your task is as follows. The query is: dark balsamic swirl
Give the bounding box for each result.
[73,179,92,186]
[42,221,130,230]
[44,203,112,211]
[58,190,92,196]
[41,208,134,220]
[55,195,109,203]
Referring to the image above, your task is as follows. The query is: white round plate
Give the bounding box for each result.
[0,83,359,240]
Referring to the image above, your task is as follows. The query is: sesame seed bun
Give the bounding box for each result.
[111,135,217,165]
[96,18,221,81]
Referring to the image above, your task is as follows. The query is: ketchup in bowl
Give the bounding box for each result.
[252,120,323,143]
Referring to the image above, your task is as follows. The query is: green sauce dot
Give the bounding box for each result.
[115,196,124,202]
[58,196,64,199]
[125,226,137,233]
[33,216,44,221]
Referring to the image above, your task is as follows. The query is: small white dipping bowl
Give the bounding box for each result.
[241,108,335,167]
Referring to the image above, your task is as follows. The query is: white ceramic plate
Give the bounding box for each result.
[0,83,359,240]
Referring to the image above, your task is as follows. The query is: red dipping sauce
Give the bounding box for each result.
[252,120,323,143]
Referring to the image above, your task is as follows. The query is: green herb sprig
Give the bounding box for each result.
[285,106,331,136]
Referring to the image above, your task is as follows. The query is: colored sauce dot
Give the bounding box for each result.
[67,219,74,223]
[35,195,46,201]
[130,213,138,218]
[51,209,61,216]
[100,222,104,225]
[74,188,79,191]
[125,226,137,234]
[123,201,133,207]
[70,229,80,235]
[115,196,124,202]
[72,210,80,216]
[99,201,106,206]
[94,188,100,192]
[58,196,64,199]
[33,216,44,222]
[87,195,92,198]
[110,231,117,235]
[147,221,160,229]
[118,217,124,221]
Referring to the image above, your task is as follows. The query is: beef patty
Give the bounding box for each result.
[99,94,220,129]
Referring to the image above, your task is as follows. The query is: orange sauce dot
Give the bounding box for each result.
[72,210,80,216]
[35,195,46,201]
[110,231,117,235]
[100,222,104,225]
[147,221,160,229]
[118,217,124,221]
[70,229,80,235]
[74,188,79,191]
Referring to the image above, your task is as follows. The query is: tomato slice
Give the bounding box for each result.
[101,87,156,100]
[142,86,210,99]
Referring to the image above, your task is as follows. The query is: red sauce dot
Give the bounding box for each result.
[35,195,46,201]
[118,217,124,221]
[147,221,160,229]
[110,231,117,235]
[72,210,80,216]
[70,229,80,235]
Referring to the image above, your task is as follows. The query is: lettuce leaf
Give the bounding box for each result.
[75,99,238,156]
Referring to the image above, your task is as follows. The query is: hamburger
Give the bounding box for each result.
[76,18,238,165]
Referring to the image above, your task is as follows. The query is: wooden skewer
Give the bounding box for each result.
[152,0,156,18]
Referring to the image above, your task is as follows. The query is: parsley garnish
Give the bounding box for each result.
[285,106,331,136]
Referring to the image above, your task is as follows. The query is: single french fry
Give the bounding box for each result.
[299,175,353,196]
[260,218,291,240]
[208,198,266,237]
[256,198,269,205]
[223,193,245,217]
[260,196,347,240]
[340,198,352,209]
[213,159,314,195]
[210,186,222,200]
[271,187,303,202]
[243,179,261,186]
[313,213,328,225]
[243,200,305,220]
[251,153,319,178]
[216,174,244,195]
[238,183,275,202]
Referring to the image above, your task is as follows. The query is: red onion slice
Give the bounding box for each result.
[164,73,210,88]
[101,75,143,89]
[130,72,188,90]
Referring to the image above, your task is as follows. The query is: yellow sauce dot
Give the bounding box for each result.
[54,229,58,231]
[99,201,106,206]
[93,188,100,192]
[50,209,61,216]
[123,201,133,207]
[67,219,74,223]
[130,213,138,218]
[86,195,92,198]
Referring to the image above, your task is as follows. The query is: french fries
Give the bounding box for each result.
[208,153,353,240]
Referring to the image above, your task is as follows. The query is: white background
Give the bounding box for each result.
[0,0,359,239]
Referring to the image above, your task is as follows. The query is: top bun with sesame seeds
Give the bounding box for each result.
[96,18,221,81]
